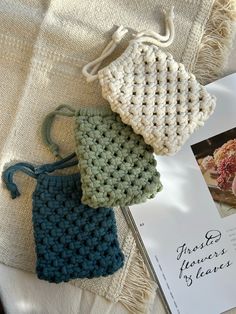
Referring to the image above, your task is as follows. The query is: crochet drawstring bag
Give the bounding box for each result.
[41,105,162,209]
[82,7,216,156]
[2,153,124,283]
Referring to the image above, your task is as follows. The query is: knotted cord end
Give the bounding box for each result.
[2,166,21,199]
[6,182,21,199]
[112,25,128,43]
[49,143,62,159]
[82,25,128,82]
[164,6,174,20]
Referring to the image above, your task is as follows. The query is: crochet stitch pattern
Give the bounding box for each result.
[82,9,216,156]
[73,107,162,208]
[98,41,216,155]
[2,156,124,283]
[42,105,162,209]
[33,173,124,283]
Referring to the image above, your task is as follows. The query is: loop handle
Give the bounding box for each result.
[41,105,75,159]
[82,7,175,82]
[2,153,77,199]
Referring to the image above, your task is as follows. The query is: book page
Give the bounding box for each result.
[129,74,236,314]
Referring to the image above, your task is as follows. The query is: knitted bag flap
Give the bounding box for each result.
[2,154,124,283]
[42,105,162,209]
[82,8,216,156]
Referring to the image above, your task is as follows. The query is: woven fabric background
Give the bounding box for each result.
[0,0,235,313]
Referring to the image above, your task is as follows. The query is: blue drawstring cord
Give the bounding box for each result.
[2,153,78,199]
[2,162,37,199]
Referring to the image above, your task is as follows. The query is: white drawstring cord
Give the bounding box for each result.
[82,26,128,82]
[82,7,175,82]
[132,6,175,47]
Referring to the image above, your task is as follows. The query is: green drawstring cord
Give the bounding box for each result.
[2,153,78,199]
[41,105,76,159]
[4,104,78,199]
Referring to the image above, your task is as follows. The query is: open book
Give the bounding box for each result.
[124,74,236,314]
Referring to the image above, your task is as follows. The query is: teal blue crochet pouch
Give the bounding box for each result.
[2,154,124,283]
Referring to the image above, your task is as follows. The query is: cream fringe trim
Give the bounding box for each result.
[194,0,236,85]
[120,248,157,314]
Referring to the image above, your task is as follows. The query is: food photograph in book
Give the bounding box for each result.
[191,127,236,218]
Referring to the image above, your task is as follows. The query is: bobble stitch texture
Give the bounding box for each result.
[98,42,216,155]
[74,107,162,209]
[33,173,124,283]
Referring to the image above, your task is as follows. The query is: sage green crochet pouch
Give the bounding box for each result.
[42,105,162,208]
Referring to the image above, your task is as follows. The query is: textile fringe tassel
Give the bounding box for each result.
[119,248,157,314]
[194,0,236,85]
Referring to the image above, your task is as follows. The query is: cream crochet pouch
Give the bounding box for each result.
[82,7,216,156]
